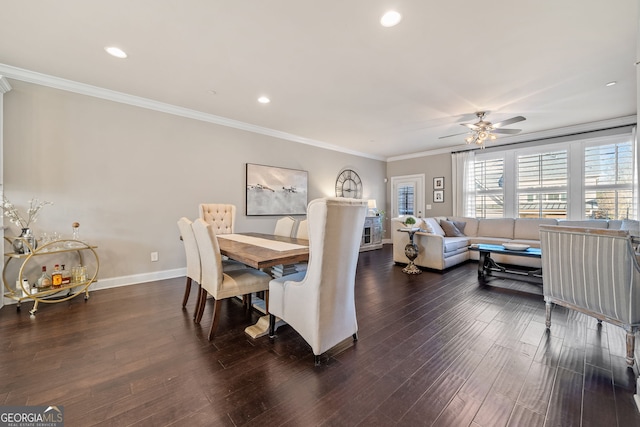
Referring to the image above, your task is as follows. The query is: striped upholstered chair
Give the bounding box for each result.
[540,225,640,366]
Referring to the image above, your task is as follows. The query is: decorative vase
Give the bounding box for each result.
[12,228,37,254]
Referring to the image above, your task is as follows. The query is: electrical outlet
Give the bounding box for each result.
[426,204,432,210]
[151,252,159,262]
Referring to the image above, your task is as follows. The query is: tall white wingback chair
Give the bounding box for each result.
[199,203,236,234]
[268,197,368,365]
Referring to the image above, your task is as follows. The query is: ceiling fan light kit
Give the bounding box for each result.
[442,111,526,148]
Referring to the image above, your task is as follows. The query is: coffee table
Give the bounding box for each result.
[468,243,542,284]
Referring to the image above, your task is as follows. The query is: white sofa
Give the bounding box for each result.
[392,215,638,271]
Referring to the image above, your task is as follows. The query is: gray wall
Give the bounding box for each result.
[3,80,386,286]
[386,152,452,218]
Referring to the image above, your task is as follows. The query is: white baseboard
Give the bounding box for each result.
[3,267,186,306]
[90,268,186,291]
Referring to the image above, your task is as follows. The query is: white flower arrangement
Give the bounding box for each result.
[2,196,53,229]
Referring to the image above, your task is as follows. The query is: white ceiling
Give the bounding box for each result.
[0,1,637,160]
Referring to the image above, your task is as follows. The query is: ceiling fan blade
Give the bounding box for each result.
[439,131,469,139]
[492,116,526,128]
[461,123,480,130]
[491,128,522,135]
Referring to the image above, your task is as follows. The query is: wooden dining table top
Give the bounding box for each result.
[217,232,309,269]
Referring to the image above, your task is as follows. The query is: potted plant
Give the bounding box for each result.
[403,217,416,228]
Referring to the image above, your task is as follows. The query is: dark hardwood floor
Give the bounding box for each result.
[1,245,639,426]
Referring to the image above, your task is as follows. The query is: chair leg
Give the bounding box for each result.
[353,333,358,342]
[264,290,269,313]
[245,293,252,313]
[208,299,223,340]
[314,355,321,366]
[545,301,552,328]
[269,314,276,338]
[193,284,202,321]
[626,329,636,366]
[182,277,192,307]
[195,287,207,324]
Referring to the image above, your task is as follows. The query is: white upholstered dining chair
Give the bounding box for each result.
[177,217,245,315]
[177,217,201,309]
[274,216,296,237]
[268,197,368,365]
[295,219,309,240]
[192,218,271,340]
[199,203,236,234]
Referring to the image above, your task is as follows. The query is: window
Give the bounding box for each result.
[584,141,634,219]
[397,185,414,215]
[390,174,425,217]
[468,129,636,220]
[474,156,504,218]
[517,150,567,218]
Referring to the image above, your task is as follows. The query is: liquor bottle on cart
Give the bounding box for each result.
[36,266,52,290]
[51,264,62,289]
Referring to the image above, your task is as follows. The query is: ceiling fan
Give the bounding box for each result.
[440,111,526,147]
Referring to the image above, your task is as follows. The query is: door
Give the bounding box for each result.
[391,174,425,218]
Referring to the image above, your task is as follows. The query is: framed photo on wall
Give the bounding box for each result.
[433,177,444,190]
[434,190,444,203]
[246,163,308,216]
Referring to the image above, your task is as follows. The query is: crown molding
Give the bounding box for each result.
[386,115,638,162]
[0,76,12,94]
[0,63,385,161]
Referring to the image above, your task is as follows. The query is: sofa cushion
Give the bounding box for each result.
[424,218,445,236]
[608,220,623,230]
[477,218,515,239]
[443,246,469,259]
[620,219,640,235]
[440,219,465,237]
[449,216,478,237]
[443,237,470,253]
[514,218,558,240]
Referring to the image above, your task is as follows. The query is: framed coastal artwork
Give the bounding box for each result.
[246,163,308,216]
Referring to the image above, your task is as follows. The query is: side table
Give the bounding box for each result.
[398,227,422,274]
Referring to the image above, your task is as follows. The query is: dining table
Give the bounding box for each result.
[216,232,309,338]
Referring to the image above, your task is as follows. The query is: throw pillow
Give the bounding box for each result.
[452,220,466,235]
[440,219,465,237]
[423,222,434,234]
[424,218,445,236]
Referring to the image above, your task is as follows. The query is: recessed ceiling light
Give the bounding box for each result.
[258,96,270,104]
[380,11,402,27]
[605,81,617,87]
[104,46,127,59]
